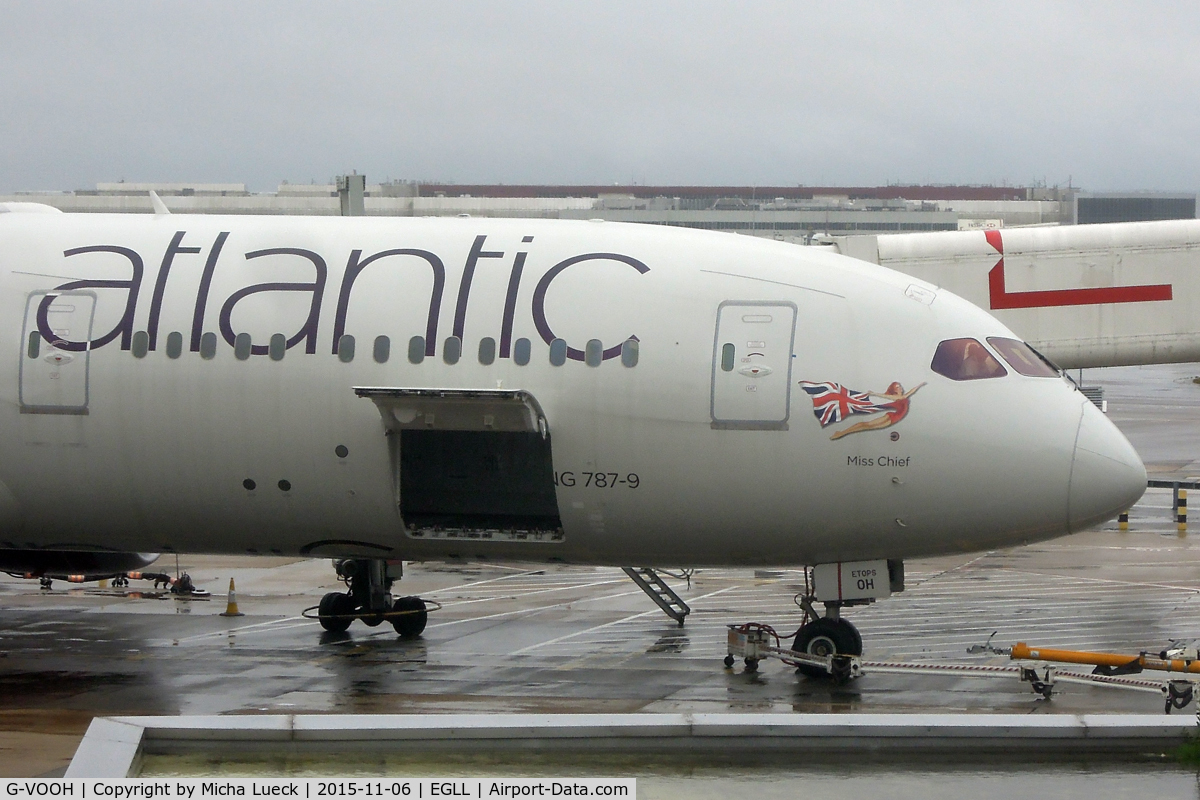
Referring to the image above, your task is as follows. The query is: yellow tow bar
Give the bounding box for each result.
[1011,642,1200,675]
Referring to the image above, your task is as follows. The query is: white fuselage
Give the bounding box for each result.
[0,213,1146,566]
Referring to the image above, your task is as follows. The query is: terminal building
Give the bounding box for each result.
[2,181,1193,242]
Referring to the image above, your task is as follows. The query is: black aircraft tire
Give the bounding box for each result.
[792,618,862,678]
[391,596,428,638]
[318,592,355,633]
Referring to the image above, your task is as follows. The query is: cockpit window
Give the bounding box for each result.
[930,338,1008,381]
[986,337,1059,377]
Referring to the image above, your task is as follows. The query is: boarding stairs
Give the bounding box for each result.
[622,567,691,626]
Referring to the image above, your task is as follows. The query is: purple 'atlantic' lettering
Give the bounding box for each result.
[218,248,327,355]
[148,231,201,351]
[452,235,504,341]
[499,248,529,359]
[190,232,230,351]
[531,252,650,361]
[331,248,446,357]
[32,233,653,364]
[39,245,144,352]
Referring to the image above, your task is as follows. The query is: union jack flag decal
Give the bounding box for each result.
[798,381,891,427]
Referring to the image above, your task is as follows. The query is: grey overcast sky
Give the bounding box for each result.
[2,1,1198,192]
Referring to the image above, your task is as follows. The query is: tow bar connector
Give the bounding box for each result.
[725,623,862,682]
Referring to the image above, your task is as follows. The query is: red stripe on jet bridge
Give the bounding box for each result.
[984,229,1173,309]
[985,229,1004,254]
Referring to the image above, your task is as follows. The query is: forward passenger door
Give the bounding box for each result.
[19,291,95,415]
[710,301,797,430]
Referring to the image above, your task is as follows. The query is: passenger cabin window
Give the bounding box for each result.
[621,338,639,367]
[234,333,253,361]
[585,339,603,367]
[200,332,217,360]
[444,336,462,364]
[514,337,531,366]
[132,331,149,359]
[374,335,390,363]
[408,336,424,364]
[166,331,183,359]
[987,337,1059,377]
[930,338,1007,381]
[337,334,355,363]
[268,333,286,361]
[479,337,496,365]
[549,338,567,366]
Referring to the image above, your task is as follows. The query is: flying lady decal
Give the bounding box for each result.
[798,381,925,440]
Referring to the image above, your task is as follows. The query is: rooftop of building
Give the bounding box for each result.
[412,184,1037,202]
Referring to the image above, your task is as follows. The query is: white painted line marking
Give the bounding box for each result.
[168,616,306,644]
[426,587,653,629]
[511,586,737,654]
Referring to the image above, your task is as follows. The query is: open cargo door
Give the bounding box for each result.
[356,388,563,543]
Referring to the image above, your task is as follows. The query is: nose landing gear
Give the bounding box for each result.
[783,559,900,677]
[315,558,429,637]
[791,597,864,678]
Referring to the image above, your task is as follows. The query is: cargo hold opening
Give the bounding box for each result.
[355,388,564,543]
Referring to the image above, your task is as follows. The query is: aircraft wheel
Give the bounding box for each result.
[318,592,355,633]
[792,618,862,678]
[391,596,428,638]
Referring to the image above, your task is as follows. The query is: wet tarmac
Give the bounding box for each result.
[3,362,1200,778]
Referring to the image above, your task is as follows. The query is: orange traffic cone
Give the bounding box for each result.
[219,578,244,617]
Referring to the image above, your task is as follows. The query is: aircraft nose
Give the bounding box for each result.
[1068,400,1146,531]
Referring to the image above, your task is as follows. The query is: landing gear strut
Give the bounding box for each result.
[791,597,863,678]
[317,558,428,637]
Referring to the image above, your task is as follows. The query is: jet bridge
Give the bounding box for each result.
[830,221,1200,369]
